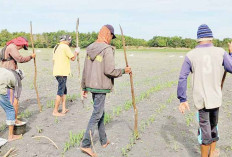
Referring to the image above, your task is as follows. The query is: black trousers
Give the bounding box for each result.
[197,107,219,145]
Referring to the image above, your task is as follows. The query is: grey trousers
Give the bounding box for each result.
[81,93,107,148]
[197,107,219,145]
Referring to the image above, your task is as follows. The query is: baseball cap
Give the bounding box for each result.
[60,35,72,42]
[105,24,116,39]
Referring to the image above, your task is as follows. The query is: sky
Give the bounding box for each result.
[0,0,232,40]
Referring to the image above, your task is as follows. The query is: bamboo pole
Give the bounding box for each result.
[30,21,42,112]
[119,25,138,138]
[76,18,84,106]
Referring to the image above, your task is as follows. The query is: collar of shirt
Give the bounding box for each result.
[196,43,214,48]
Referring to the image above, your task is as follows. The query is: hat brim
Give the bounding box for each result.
[112,34,116,39]
[197,38,213,42]
[23,45,28,50]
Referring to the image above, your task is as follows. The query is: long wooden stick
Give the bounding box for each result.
[30,21,42,112]
[89,130,97,155]
[119,25,138,138]
[32,136,58,149]
[76,18,84,106]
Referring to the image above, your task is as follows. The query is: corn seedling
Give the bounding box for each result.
[166,93,176,103]
[18,109,33,119]
[30,83,34,90]
[63,130,85,153]
[46,100,55,108]
[36,126,43,133]
[121,133,137,156]
[121,148,128,157]
[104,112,112,125]
[66,94,77,102]
[185,112,194,127]
[55,117,59,124]
[172,141,180,152]
[0,123,7,132]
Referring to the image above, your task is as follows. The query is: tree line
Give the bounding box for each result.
[0,29,231,49]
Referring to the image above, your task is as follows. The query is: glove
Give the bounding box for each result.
[75,47,80,53]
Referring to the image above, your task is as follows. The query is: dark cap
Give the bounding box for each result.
[60,35,72,42]
[105,24,116,39]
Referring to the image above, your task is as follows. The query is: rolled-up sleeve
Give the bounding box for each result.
[177,56,192,103]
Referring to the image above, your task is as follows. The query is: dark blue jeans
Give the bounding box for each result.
[56,76,67,96]
[81,93,107,148]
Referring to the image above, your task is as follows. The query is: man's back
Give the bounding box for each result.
[0,68,15,95]
[53,43,74,76]
[187,44,225,109]
[82,42,123,93]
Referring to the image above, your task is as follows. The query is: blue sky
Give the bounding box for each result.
[1,0,232,40]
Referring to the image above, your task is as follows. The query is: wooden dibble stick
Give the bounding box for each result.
[76,18,84,107]
[119,25,138,138]
[89,130,97,157]
[3,147,17,157]
[30,21,42,112]
[32,136,58,149]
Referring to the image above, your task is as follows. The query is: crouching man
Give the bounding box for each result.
[0,68,25,141]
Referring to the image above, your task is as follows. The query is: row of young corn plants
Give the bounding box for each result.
[121,93,176,156]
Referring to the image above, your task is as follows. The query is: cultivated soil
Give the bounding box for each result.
[1,48,232,157]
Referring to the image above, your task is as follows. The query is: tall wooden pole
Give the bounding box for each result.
[120,25,138,138]
[30,21,42,112]
[76,18,84,106]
